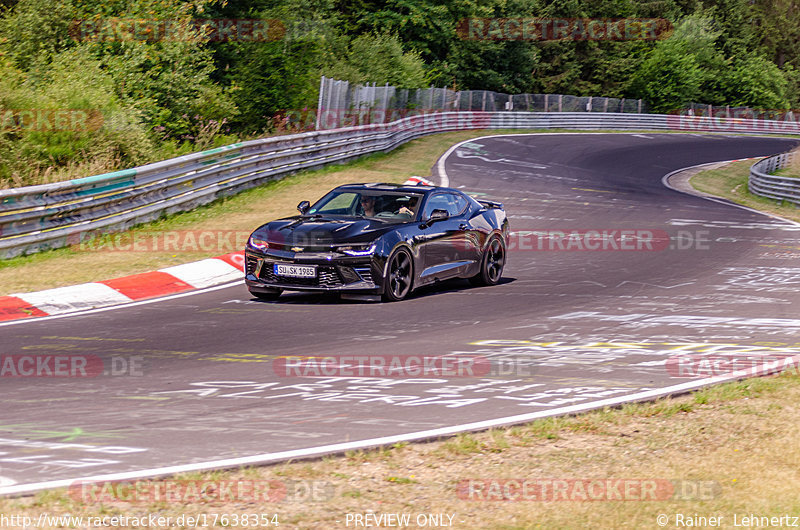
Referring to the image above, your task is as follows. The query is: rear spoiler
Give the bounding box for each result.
[478,200,503,210]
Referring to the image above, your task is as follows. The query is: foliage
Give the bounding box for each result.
[0,0,74,67]
[0,48,156,186]
[721,53,791,109]
[1,0,800,187]
[629,14,793,111]
[627,16,720,112]
[323,33,429,88]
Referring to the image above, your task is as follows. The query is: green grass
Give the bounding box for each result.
[690,160,800,223]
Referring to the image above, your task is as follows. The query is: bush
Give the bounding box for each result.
[323,34,429,89]
[0,48,156,187]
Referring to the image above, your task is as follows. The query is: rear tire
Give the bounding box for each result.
[382,248,414,302]
[469,235,505,287]
[250,288,282,301]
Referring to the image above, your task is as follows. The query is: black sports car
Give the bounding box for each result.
[244,183,509,301]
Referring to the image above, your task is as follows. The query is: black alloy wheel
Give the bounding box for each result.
[470,235,505,286]
[383,248,413,301]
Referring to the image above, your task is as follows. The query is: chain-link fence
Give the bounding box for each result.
[681,102,798,122]
[314,76,646,130]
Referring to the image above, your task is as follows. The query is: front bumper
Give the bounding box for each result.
[244,250,382,293]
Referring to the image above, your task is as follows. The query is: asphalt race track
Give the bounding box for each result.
[2,132,800,494]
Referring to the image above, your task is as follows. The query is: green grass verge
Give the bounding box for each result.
[689,160,800,223]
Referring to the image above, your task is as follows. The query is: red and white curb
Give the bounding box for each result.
[0,179,431,323]
[404,176,434,186]
[0,252,244,323]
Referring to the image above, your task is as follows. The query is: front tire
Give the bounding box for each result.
[250,288,282,301]
[469,235,505,286]
[382,248,414,302]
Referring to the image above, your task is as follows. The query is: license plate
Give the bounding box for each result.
[274,264,317,278]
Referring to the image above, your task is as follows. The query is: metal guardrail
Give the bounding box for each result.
[749,151,800,205]
[2,111,799,258]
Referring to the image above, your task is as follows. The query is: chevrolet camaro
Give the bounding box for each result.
[244,183,508,301]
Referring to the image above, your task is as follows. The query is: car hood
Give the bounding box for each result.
[252,216,398,247]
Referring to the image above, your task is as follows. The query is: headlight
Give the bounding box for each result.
[248,236,269,251]
[340,243,376,256]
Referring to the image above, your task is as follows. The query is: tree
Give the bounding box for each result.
[323,33,429,88]
[628,15,727,111]
[721,53,790,108]
[0,0,74,67]
[751,0,800,69]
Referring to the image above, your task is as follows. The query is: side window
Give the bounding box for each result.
[423,194,452,218]
[423,193,468,218]
[450,193,468,216]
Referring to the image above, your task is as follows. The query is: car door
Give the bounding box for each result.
[418,192,474,281]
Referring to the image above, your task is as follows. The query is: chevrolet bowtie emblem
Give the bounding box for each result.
[291,247,304,252]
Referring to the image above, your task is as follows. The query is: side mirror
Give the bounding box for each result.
[297,201,310,214]
[426,209,449,225]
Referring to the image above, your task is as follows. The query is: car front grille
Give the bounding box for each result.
[353,267,373,283]
[255,260,374,288]
[339,266,361,284]
[319,268,342,287]
[259,264,343,288]
[245,255,259,274]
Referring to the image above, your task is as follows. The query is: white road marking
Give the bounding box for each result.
[0,368,785,496]
[661,162,800,228]
[5,132,800,494]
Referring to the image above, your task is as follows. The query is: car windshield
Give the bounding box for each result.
[309,190,422,222]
